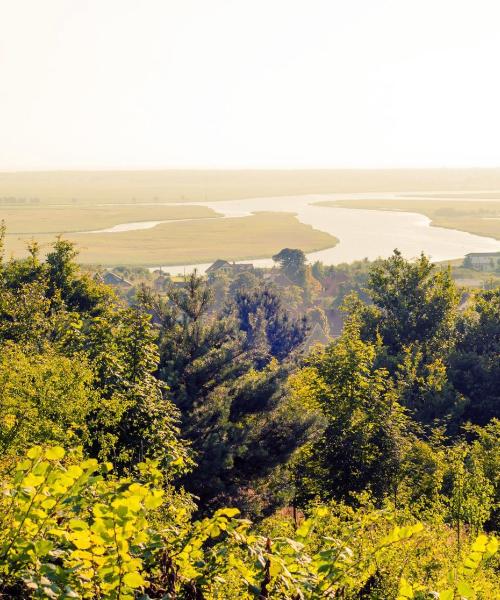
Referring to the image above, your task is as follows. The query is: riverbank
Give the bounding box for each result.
[317,198,500,241]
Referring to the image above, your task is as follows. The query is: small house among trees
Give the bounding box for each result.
[102,271,133,288]
[463,251,500,271]
[206,259,254,280]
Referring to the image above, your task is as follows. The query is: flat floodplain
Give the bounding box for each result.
[1,169,500,265]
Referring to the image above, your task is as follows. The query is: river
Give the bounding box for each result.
[89,192,500,274]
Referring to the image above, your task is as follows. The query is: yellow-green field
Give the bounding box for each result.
[2,169,500,205]
[1,204,219,234]
[4,212,337,266]
[317,199,500,241]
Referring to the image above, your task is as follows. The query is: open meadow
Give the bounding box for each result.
[4,211,337,266]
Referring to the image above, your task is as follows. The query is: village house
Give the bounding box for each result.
[206,259,254,280]
[102,271,133,289]
[463,251,500,271]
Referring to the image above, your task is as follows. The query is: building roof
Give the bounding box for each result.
[207,260,254,274]
[102,271,133,287]
[465,251,500,258]
[206,259,231,272]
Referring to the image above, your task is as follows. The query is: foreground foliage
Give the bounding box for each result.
[0,232,499,597]
[0,448,498,599]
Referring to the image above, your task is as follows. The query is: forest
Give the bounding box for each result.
[0,226,498,599]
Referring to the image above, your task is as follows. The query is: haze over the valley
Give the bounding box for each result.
[1,0,500,171]
[1,2,500,267]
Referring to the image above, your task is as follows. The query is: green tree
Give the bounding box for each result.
[272,248,307,287]
[140,276,314,513]
[291,318,413,505]
[0,236,187,474]
[450,287,500,425]
[364,250,459,360]
[0,344,97,465]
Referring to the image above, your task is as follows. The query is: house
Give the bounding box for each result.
[102,271,133,289]
[303,322,330,353]
[206,259,254,280]
[463,251,500,271]
[325,309,344,338]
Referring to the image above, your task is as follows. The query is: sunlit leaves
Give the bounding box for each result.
[1,447,498,599]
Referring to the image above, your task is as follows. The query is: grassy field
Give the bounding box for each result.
[316,199,500,240]
[1,204,219,234]
[3,169,500,205]
[4,212,338,266]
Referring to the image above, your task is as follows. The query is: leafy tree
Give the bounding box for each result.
[0,236,187,474]
[364,250,459,360]
[450,288,500,425]
[0,344,97,464]
[291,317,414,505]
[272,248,307,285]
[344,251,462,425]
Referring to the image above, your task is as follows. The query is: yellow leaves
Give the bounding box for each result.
[2,413,16,429]
[295,519,313,539]
[268,556,282,578]
[22,473,45,489]
[143,489,163,510]
[379,523,424,547]
[314,506,329,518]
[69,531,92,550]
[45,446,65,461]
[41,498,57,510]
[69,519,89,531]
[15,459,32,471]
[128,483,147,497]
[207,523,221,538]
[123,571,145,588]
[66,465,83,479]
[460,533,498,576]
[80,458,99,471]
[397,577,414,599]
[215,507,240,518]
[27,446,43,460]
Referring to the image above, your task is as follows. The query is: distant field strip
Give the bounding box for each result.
[4,212,338,266]
[1,204,219,234]
[316,199,500,241]
[3,169,500,205]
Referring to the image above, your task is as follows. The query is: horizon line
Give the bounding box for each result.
[2,165,500,174]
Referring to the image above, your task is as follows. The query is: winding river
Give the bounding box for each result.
[90,193,500,274]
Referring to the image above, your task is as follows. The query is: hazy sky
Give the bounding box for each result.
[1,0,500,169]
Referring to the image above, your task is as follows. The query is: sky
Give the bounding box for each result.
[1,0,500,170]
